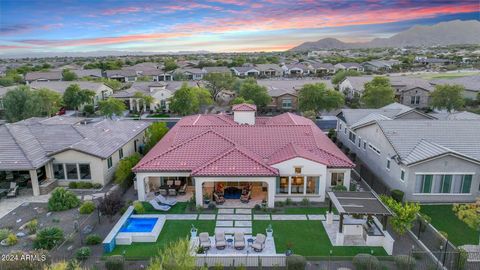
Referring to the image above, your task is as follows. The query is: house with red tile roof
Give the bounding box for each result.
[133,104,354,207]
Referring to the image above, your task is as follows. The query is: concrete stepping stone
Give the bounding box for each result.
[218,209,235,214]
[217,214,251,221]
[235,209,251,214]
[198,214,216,220]
[271,215,307,221]
[215,227,252,235]
[216,220,233,227]
[235,221,252,227]
[166,214,197,220]
[253,214,271,220]
[307,214,326,221]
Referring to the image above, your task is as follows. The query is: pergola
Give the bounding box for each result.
[327,191,393,233]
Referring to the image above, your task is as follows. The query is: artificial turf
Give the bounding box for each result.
[141,201,188,214]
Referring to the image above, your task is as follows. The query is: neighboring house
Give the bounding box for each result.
[25,71,63,85]
[255,64,283,77]
[416,58,454,68]
[30,81,113,106]
[429,111,480,120]
[362,60,400,72]
[202,66,231,75]
[282,63,310,76]
[111,81,198,111]
[133,105,354,207]
[259,79,334,112]
[430,75,480,100]
[175,68,205,80]
[334,62,364,72]
[105,69,137,82]
[0,116,149,196]
[231,66,260,77]
[309,62,335,76]
[72,69,102,79]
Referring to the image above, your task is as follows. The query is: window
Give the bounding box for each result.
[461,175,472,194]
[306,176,319,194]
[386,159,391,170]
[53,164,65,180]
[107,157,113,169]
[363,141,367,150]
[331,172,344,186]
[400,170,405,181]
[277,177,289,194]
[79,164,91,180]
[368,143,381,155]
[344,127,347,134]
[339,123,342,130]
[415,175,433,193]
[119,148,124,159]
[416,174,472,194]
[282,98,292,109]
[134,140,138,152]
[410,96,420,105]
[348,131,356,143]
[291,176,304,194]
[357,137,362,148]
[294,167,302,174]
[66,164,78,180]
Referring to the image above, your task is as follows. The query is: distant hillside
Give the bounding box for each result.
[290,20,480,51]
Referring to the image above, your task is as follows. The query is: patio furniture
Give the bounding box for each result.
[159,188,168,196]
[155,194,177,206]
[149,199,171,211]
[174,180,181,186]
[234,232,245,250]
[214,192,225,205]
[6,182,18,198]
[240,190,251,203]
[226,238,233,248]
[251,233,266,252]
[166,180,174,186]
[199,232,211,250]
[178,183,187,195]
[168,188,177,196]
[215,232,226,250]
[247,238,254,247]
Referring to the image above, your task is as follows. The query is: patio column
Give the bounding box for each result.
[266,177,275,208]
[29,169,40,196]
[136,174,146,201]
[136,99,140,112]
[194,178,203,207]
[45,163,54,180]
[129,98,134,110]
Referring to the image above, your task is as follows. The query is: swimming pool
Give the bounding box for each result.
[120,217,158,233]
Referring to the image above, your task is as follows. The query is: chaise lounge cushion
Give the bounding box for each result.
[234,232,245,250]
[251,233,266,252]
[199,232,211,249]
[215,232,226,249]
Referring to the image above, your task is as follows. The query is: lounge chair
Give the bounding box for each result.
[240,190,251,203]
[214,192,225,205]
[6,182,18,198]
[178,183,187,195]
[149,199,171,211]
[215,232,226,250]
[159,188,168,196]
[199,232,211,250]
[234,232,245,250]
[168,188,177,196]
[251,233,266,252]
[166,180,174,186]
[155,194,177,206]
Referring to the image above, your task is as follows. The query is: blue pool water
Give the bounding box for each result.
[120,218,157,233]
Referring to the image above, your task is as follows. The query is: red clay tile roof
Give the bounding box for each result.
[134,113,354,175]
[232,103,257,111]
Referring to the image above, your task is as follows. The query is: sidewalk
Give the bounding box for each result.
[0,193,50,219]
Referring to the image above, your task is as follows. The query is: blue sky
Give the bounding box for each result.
[0,0,478,54]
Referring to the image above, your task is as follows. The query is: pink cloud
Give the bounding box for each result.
[101,6,142,15]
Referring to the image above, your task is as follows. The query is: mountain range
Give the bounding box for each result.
[289,20,480,51]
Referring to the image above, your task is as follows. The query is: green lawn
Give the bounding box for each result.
[254,207,336,215]
[421,204,479,246]
[252,220,387,257]
[107,220,215,259]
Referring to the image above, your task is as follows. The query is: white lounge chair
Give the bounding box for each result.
[251,233,266,252]
[234,232,245,250]
[149,199,171,211]
[6,182,18,198]
[199,232,211,250]
[215,232,226,250]
[155,194,177,206]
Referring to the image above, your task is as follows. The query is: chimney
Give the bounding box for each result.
[232,103,256,125]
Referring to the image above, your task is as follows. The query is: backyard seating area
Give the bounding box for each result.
[192,232,275,255]
[156,180,188,197]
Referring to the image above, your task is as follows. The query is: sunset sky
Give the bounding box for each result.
[0,0,478,55]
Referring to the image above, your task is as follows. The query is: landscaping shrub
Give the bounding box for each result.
[6,233,18,246]
[76,181,93,189]
[394,255,416,269]
[391,189,404,202]
[92,183,102,189]
[85,234,102,245]
[34,227,64,250]
[75,247,91,261]
[254,204,261,210]
[285,198,293,206]
[68,182,78,189]
[98,190,124,221]
[332,185,347,191]
[208,202,216,210]
[133,201,145,214]
[105,255,125,270]
[286,255,306,270]
[79,201,96,214]
[48,187,80,211]
[0,250,50,270]
[26,219,38,234]
[300,198,310,206]
[352,254,381,270]
[349,182,357,191]
[0,228,11,240]
[114,153,142,189]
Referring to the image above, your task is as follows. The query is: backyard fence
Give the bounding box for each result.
[195,254,286,268]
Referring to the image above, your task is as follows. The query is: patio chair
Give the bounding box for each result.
[215,232,226,250]
[166,180,174,186]
[199,232,211,250]
[168,188,177,196]
[174,180,181,186]
[6,182,18,198]
[214,192,225,205]
[178,183,187,195]
[251,233,266,252]
[159,188,168,196]
[234,232,245,250]
[149,199,171,211]
[155,194,177,206]
[240,190,251,203]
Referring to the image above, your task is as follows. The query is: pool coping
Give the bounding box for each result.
[103,206,134,253]
[115,214,166,244]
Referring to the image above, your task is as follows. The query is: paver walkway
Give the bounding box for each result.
[271,214,308,221]
[215,208,253,235]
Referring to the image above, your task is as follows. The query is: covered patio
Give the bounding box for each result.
[324,191,395,255]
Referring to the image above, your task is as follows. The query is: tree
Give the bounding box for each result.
[32,88,62,117]
[62,69,77,81]
[203,73,236,101]
[145,122,169,152]
[302,110,317,121]
[133,92,155,113]
[164,58,178,71]
[361,77,395,108]
[62,84,95,111]
[147,238,195,270]
[101,78,123,91]
[380,195,420,235]
[430,84,465,112]
[195,87,214,109]
[298,83,344,113]
[114,153,141,189]
[3,86,36,122]
[98,98,126,118]
[169,83,214,115]
[453,200,480,244]
[231,96,254,105]
[332,69,361,85]
[98,190,124,222]
[238,79,270,108]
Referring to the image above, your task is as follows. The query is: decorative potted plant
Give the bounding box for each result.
[190,224,198,239]
[261,198,267,208]
[266,224,273,238]
[196,246,205,254]
[203,193,211,205]
[285,242,293,256]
